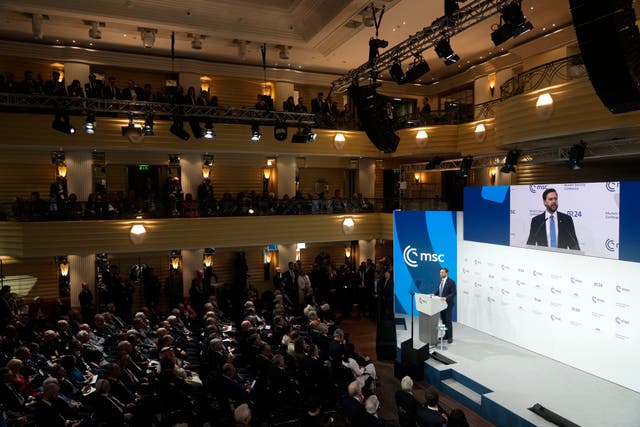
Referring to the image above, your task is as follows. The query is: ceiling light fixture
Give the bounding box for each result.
[88,21,102,39]
[491,1,533,46]
[204,121,215,139]
[274,120,288,141]
[191,34,203,50]
[435,37,459,65]
[52,113,75,135]
[140,28,157,48]
[567,142,586,170]
[251,122,262,141]
[121,116,144,142]
[84,113,96,134]
[143,113,154,136]
[501,150,519,173]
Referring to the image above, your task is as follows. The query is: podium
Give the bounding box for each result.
[415,293,447,346]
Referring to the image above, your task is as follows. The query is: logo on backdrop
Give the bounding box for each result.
[616,285,630,293]
[605,239,618,252]
[605,182,619,192]
[529,184,548,193]
[615,317,630,325]
[402,245,444,268]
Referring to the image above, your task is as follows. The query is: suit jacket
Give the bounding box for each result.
[121,86,144,101]
[435,277,456,309]
[340,395,365,425]
[526,211,579,250]
[395,390,420,427]
[415,405,446,427]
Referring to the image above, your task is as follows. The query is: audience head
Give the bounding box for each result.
[447,409,469,427]
[365,395,380,415]
[347,380,363,399]
[401,375,414,392]
[425,387,439,407]
[234,403,252,426]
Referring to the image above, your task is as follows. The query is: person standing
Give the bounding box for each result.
[526,188,580,250]
[435,268,456,344]
[78,282,94,324]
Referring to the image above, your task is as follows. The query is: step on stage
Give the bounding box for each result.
[395,315,640,427]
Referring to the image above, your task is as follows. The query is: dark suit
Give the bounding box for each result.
[340,395,365,426]
[435,277,456,341]
[415,405,446,427]
[395,390,420,427]
[526,212,580,250]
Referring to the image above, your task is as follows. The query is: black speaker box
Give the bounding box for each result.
[395,339,430,381]
[570,0,640,113]
[376,320,397,360]
[349,84,400,153]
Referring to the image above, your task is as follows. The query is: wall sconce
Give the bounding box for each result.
[55,256,70,297]
[129,216,147,245]
[57,256,69,277]
[344,245,351,259]
[334,133,346,150]
[200,76,211,92]
[263,167,271,180]
[203,247,215,267]
[414,172,420,183]
[169,250,181,270]
[342,217,355,235]
[489,81,495,97]
[474,123,486,142]
[536,92,554,120]
[489,167,497,185]
[51,151,67,178]
[202,154,214,179]
[416,130,428,147]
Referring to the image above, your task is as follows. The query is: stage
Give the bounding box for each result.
[395,316,640,427]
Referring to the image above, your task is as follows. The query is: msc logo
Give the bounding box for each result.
[533,270,542,277]
[605,182,619,192]
[615,317,630,325]
[592,296,605,303]
[501,264,510,271]
[516,280,525,286]
[605,239,618,252]
[487,297,495,303]
[550,288,561,294]
[550,314,561,322]
[616,285,630,293]
[501,289,510,295]
[570,277,582,284]
[462,268,470,274]
[402,245,444,268]
[529,184,548,193]
[534,297,542,303]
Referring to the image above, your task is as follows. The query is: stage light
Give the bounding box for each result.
[369,37,388,64]
[189,119,204,139]
[491,1,533,46]
[425,156,443,170]
[204,121,215,139]
[292,125,316,143]
[274,120,288,141]
[389,61,405,83]
[121,117,143,142]
[401,56,430,84]
[435,38,459,65]
[170,118,190,141]
[143,113,154,136]
[52,114,75,135]
[459,156,473,178]
[445,0,459,17]
[501,150,519,173]
[84,113,96,134]
[251,122,262,141]
[567,142,586,170]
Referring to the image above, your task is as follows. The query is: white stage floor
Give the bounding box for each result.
[396,315,640,427]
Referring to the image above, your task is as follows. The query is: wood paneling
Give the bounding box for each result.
[89,66,177,95]
[514,159,640,185]
[0,256,59,300]
[0,162,56,203]
[210,77,265,108]
[298,168,346,197]
[212,154,265,196]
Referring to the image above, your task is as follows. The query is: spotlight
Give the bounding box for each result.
[140,28,156,48]
[274,120,288,141]
[501,150,519,173]
[189,119,204,139]
[389,61,405,83]
[459,156,473,178]
[143,113,154,136]
[52,114,75,135]
[88,21,102,39]
[369,37,388,64]
[399,55,430,84]
[445,0,459,17]
[292,125,316,143]
[170,118,190,141]
[567,142,586,170]
[251,122,262,141]
[435,38,459,65]
[121,117,143,142]
[204,121,215,139]
[491,1,533,46]
[425,156,443,170]
[84,113,96,134]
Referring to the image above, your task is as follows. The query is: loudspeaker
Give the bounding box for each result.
[349,84,400,153]
[569,0,640,113]
[376,320,397,360]
[396,339,430,381]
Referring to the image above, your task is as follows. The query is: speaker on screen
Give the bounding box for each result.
[569,0,640,114]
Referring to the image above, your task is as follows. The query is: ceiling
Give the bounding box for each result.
[0,0,574,81]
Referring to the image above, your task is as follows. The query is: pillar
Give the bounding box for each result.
[66,151,93,201]
[274,81,294,112]
[277,156,296,198]
[277,244,296,271]
[358,240,376,264]
[68,254,95,308]
[358,159,376,198]
[182,249,203,300]
[179,153,202,198]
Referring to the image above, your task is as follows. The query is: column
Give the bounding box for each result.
[68,255,95,308]
[277,156,296,198]
[182,249,203,300]
[274,81,294,112]
[63,62,91,91]
[277,244,296,271]
[358,159,376,198]
[66,151,93,201]
[358,240,376,264]
[179,153,202,198]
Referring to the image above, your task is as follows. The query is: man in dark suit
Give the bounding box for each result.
[435,268,456,343]
[341,381,365,426]
[395,376,420,427]
[526,188,580,250]
[84,73,103,98]
[416,388,447,427]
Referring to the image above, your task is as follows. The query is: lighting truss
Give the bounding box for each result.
[332,0,516,91]
[0,93,316,126]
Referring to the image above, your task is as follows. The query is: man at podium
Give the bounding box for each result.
[435,268,456,343]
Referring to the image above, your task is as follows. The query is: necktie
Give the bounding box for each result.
[549,215,557,248]
[439,279,445,296]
